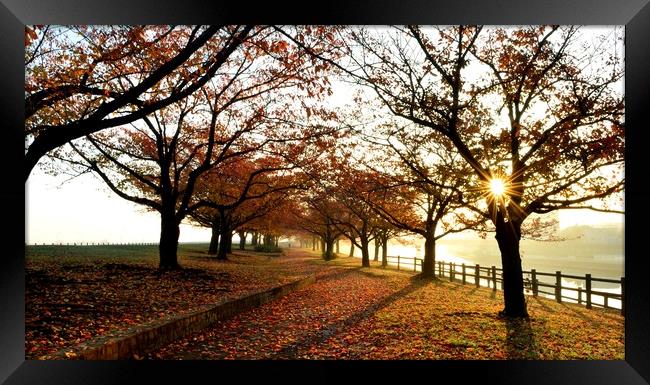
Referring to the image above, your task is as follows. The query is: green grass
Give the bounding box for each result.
[26,243,211,264]
[25,243,287,264]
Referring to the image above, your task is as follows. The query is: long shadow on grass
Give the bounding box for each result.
[270,273,435,359]
[503,316,541,360]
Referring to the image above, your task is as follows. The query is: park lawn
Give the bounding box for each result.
[300,266,625,360]
[25,244,337,359]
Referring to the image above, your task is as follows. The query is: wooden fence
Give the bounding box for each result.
[384,255,625,316]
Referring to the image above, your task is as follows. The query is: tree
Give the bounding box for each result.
[329,166,385,268]
[346,115,483,277]
[336,26,624,316]
[46,26,339,269]
[25,25,253,181]
[191,155,307,260]
[290,183,346,261]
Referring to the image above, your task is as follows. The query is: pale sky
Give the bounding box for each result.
[26,168,212,244]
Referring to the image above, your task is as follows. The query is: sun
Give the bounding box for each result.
[490,178,506,197]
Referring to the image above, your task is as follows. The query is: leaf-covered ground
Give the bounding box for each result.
[25,244,341,359]
[146,254,624,360]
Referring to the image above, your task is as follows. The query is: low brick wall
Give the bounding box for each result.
[47,274,316,360]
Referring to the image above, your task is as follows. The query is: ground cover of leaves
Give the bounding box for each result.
[25,244,338,359]
[146,256,624,360]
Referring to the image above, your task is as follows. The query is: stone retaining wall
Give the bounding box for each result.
[47,274,316,360]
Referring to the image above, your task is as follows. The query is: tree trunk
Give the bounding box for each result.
[421,233,436,278]
[381,235,388,267]
[336,239,340,254]
[216,212,231,261]
[348,240,354,258]
[238,230,246,250]
[251,232,258,246]
[275,236,279,247]
[360,237,370,267]
[495,216,528,317]
[373,238,380,262]
[208,221,220,255]
[312,237,316,251]
[159,212,180,270]
[226,232,233,253]
[324,238,335,261]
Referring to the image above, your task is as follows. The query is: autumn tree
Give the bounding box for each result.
[191,154,310,260]
[331,25,624,317]
[355,128,481,277]
[25,25,254,181]
[331,170,385,268]
[47,26,339,269]
[190,162,296,255]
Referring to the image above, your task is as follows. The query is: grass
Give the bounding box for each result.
[301,263,625,360]
[25,246,624,360]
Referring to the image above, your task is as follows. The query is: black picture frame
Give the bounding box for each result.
[3,1,649,384]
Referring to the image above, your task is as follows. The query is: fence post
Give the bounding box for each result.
[397,255,400,271]
[604,295,608,309]
[555,271,562,303]
[449,262,453,282]
[621,277,625,316]
[414,257,417,272]
[578,287,582,304]
[531,269,538,297]
[462,263,466,285]
[492,266,497,291]
[438,261,442,277]
[475,264,480,288]
[586,274,592,309]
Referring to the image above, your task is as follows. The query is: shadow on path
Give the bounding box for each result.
[271,273,434,359]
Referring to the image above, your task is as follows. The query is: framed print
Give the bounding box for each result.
[3,0,650,384]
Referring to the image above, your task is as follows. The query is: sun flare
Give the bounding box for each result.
[490,178,506,197]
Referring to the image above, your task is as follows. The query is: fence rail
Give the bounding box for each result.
[383,255,625,316]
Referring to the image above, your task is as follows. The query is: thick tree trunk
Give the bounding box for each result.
[323,238,335,261]
[238,230,246,250]
[216,213,231,261]
[159,213,180,270]
[275,237,279,247]
[381,235,388,267]
[360,238,370,267]
[208,222,220,255]
[348,240,354,258]
[226,232,233,253]
[495,217,528,317]
[421,233,436,278]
